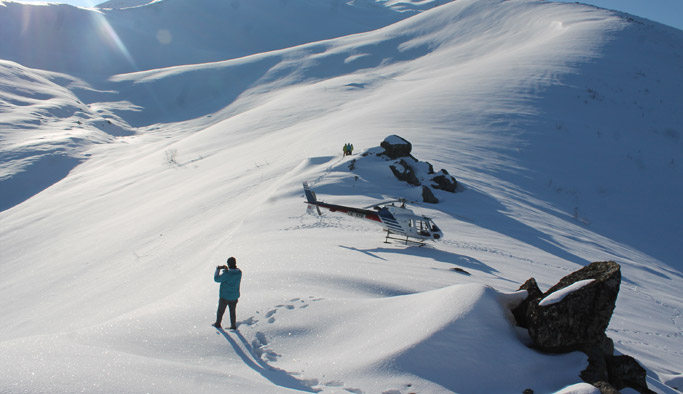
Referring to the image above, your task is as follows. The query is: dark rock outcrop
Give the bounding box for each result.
[513,261,653,394]
[592,381,620,394]
[581,341,612,386]
[431,170,458,192]
[380,135,412,159]
[421,185,438,204]
[374,135,459,203]
[606,355,654,394]
[511,278,543,329]
[527,261,621,353]
[389,159,420,186]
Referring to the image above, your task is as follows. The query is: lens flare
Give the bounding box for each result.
[156,29,172,45]
[91,10,137,71]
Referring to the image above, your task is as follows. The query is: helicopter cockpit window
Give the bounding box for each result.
[411,219,431,236]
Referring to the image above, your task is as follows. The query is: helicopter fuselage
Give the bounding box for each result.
[303,182,443,243]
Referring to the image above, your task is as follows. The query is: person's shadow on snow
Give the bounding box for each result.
[217,328,319,392]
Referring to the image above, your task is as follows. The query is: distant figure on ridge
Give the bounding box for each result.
[343,143,354,156]
[212,257,242,330]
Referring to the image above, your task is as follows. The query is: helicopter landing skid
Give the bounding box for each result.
[384,232,427,247]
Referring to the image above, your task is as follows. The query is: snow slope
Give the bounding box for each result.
[1,0,682,393]
[0,0,439,76]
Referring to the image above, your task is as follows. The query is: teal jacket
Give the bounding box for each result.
[214,267,242,301]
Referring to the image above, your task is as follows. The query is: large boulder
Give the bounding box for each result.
[606,355,654,394]
[582,354,654,394]
[421,185,438,204]
[380,135,412,159]
[513,261,652,393]
[389,159,420,186]
[581,336,614,386]
[371,135,459,203]
[431,170,458,192]
[526,261,621,353]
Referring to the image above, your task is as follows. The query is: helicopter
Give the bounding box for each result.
[302,182,443,245]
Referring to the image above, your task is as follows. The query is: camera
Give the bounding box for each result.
[217,265,228,270]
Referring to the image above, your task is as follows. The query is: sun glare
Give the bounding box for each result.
[91,10,138,71]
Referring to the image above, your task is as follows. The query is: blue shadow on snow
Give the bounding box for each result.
[217,329,319,392]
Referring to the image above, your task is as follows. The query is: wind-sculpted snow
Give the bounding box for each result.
[1,0,682,393]
[0,59,134,211]
[241,284,588,393]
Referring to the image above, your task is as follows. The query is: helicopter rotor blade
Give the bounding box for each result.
[362,198,408,209]
[366,195,474,223]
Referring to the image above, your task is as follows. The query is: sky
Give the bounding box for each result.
[553,0,683,31]
[13,0,683,32]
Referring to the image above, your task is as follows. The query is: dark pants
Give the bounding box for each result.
[216,298,238,328]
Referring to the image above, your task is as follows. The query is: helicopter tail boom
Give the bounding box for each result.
[303,182,381,222]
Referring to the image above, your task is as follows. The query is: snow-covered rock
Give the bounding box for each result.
[539,279,595,307]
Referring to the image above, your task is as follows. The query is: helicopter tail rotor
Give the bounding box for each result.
[303,182,317,204]
[303,182,322,215]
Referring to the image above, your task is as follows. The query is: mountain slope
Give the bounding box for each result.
[0,59,135,211]
[0,0,681,393]
[0,0,439,76]
[100,0,683,265]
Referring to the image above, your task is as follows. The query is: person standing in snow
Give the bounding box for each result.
[212,257,242,330]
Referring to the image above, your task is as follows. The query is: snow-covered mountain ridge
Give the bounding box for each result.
[0,0,441,76]
[1,0,682,393]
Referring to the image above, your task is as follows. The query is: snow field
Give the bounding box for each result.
[1,0,682,393]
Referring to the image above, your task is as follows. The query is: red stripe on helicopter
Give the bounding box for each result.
[365,213,381,222]
[318,203,381,222]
